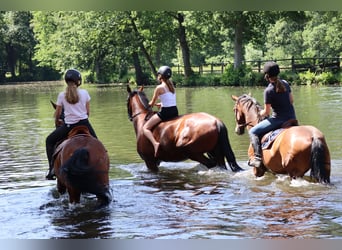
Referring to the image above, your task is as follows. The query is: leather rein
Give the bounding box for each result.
[128,92,153,121]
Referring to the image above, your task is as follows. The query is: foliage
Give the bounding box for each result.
[298,70,339,85]
[0,11,340,84]
[221,64,261,86]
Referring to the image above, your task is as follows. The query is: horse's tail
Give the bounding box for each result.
[61,148,111,205]
[217,121,243,172]
[310,136,330,184]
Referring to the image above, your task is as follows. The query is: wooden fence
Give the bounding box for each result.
[173,57,341,75]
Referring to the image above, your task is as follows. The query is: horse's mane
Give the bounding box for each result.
[136,90,150,109]
[237,94,262,112]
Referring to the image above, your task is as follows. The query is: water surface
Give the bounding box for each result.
[0,83,341,239]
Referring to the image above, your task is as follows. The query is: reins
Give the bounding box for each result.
[128,91,153,121]
[234,95,263,129]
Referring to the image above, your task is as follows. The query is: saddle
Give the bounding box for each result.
[52,126,92,164]
[261,119,298,150]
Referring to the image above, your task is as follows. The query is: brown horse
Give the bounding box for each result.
[51,103,111,207]
[231,94,331,183]
[126,85,242,172]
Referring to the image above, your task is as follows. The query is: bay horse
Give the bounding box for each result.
[50,102,112,207]
[231,94,331,183]
[126,85,242,172]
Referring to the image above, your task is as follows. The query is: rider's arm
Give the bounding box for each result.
[149,86,162,107]
[289,93,294,104]
[86,101,90,116]
[54,105,63,127]
[259,104,271,117]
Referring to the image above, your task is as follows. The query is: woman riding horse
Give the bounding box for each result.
[248,61,297,169]
[143,65,178,157]
[231,93,330,183]
[45,69,97,180]
[127,85,242,173]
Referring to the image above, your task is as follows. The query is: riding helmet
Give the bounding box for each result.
[157,66,172,79]
[263,61,280,77]
[64,69,82,86]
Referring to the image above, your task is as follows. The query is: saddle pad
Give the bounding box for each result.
[261,128,284,150]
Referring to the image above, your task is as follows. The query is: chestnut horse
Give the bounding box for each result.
[126,86,242,172]
[231,94,330,183]
[51,103,111,207]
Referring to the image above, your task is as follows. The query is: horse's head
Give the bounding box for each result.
[231,94,261,135]
[50,100,65,128]
[126,85,152,122]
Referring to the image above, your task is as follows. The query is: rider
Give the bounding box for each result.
[143,65,178,157]
[45,69,97,180]
[248,61,297,168]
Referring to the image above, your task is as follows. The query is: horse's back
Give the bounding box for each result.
[158,112,220,147]
[265,124,329,177]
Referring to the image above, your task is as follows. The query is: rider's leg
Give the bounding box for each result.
[142,114,162,157]
[45,126,69,179]
[249,133,263,168]
[248,118,284,168]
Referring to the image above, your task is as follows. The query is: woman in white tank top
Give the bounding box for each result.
[143,66,178,157]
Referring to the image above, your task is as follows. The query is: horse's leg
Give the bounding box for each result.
[144,158,160,172]
[253,164,267,177]
[57,179,66,194]
[189,153,216,169]
[68,188,81,204]
[96,187,112,208]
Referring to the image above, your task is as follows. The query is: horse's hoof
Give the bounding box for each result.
[253,167,265,177]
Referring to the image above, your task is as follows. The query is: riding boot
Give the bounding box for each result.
[46,152,56,180]
[249,134,263,168]
[45,165,55,180]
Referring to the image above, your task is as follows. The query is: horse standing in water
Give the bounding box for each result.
[127,86,242,172]
[50,102,112,207]
[231,94,330,183]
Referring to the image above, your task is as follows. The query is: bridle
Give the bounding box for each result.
[233,96,262,130]
[128,91,153,122]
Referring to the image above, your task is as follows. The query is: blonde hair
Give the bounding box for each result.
[164,78,175,93]
[65,82,79,104]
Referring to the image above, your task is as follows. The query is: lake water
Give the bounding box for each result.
[0,82,342,239]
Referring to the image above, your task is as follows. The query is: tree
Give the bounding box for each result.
[215,11,279,68]
[3,11,35,79]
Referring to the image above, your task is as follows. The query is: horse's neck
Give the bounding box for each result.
[133,114,148,135]
[246,107,260,128]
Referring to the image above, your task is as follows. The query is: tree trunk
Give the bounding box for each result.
[6,44,16,78]
[176,12,193,78]
[132,51,147,85]
[128,12,157,77]
[234,17,244,69]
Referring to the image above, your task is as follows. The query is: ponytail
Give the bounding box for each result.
[275,78,286,93]
[65,82,79,104]
[165,78,175,93]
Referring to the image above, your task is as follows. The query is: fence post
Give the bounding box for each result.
[291,56,295,72]
[257,60,261,73]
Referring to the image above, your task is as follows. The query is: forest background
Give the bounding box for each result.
[0,11,341,86]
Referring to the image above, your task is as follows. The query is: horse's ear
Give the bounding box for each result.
[231,95,238,101]
[50,100,57,110]
[139,85,144,92]
[127,85,132,93]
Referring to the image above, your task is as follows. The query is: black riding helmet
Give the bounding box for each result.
[64,69,82,86]
[157,66,172,79]
[263,61,280,77]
